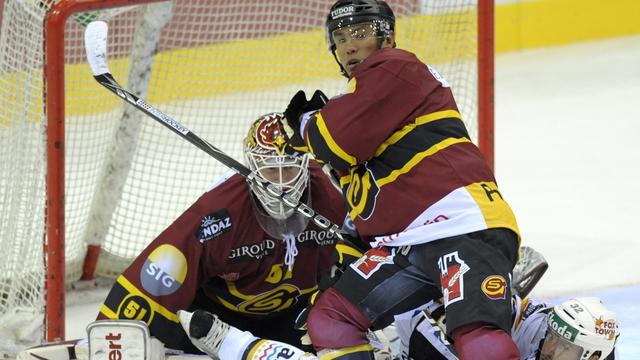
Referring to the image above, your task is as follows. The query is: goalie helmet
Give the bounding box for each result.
[244,113,310,220]
[540,297,618,360]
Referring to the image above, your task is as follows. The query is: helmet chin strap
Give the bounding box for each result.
[331,48,349,78]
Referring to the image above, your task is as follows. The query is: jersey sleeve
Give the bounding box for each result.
[302,50,458,172]
[96,192,224,352]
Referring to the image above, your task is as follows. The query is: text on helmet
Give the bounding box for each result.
[331,5,355,19]
[548,312,577,341]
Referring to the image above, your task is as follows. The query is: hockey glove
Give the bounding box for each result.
[284,90,328,152]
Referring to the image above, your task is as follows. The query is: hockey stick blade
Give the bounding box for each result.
[83,21,344,240]
[85,21,110,76]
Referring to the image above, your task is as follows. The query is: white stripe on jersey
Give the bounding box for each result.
[370,187,489,247]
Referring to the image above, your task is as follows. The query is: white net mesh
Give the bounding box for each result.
[0,0,482,355]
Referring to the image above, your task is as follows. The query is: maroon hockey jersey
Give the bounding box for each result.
[302,48,519,245]
[98,163,346,350]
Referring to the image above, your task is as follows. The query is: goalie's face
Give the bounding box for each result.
[244,113,310,220]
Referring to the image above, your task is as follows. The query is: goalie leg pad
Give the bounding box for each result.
[87,320,164,360]
[241,339,316,360]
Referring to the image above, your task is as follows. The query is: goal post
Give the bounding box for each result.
[0,0,493,355]
[44,0,173,345]
[478,0,495,169]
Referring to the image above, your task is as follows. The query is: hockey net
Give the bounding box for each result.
[0,0,492,356]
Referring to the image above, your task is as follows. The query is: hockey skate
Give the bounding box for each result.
[178,310,230,359]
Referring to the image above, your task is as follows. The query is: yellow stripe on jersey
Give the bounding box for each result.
[465,181,521,240]
[378,137,471,187]
[100,304,118,319]
[335,243,364,265]
[345,77,357,94]
[318,344,374,360]
[108,275,179,323]
[314,112,357,166]
[515,297,530,329]
[374,110,463,156]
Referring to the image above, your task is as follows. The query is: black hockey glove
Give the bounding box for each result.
[284,90,328,152]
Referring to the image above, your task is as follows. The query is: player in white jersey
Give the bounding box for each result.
[394,295,619,360]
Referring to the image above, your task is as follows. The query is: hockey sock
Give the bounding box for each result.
[452,322,520,360]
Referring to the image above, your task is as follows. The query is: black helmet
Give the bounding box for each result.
[326,0,396,51]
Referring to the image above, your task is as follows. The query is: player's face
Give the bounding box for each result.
[332,22,393,77]
[539,331,584,360]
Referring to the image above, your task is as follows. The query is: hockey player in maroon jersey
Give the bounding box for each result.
[282,1,522,359]
[97,113,362,354]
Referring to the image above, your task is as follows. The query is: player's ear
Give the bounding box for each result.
[384,31,396,48]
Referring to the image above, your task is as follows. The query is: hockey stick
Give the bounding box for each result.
[84,21,345,240]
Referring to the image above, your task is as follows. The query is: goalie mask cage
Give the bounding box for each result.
[0,0,493,355]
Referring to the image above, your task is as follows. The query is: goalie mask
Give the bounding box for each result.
[540,297,618,360]
[244,113,310,221]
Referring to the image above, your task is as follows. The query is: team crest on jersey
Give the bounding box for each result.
[350,247,393,279]
[481,275,507,300]
[437,251,470,307]
[196,209,232,243]
[345,165,380,220]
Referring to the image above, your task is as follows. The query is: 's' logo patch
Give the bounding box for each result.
[438,251,470,307]
[481,275,507,300]
[197,209,232,243]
